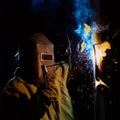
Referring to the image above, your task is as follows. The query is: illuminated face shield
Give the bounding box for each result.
[32,33,55,85]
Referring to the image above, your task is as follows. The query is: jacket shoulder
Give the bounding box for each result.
[2,76,37,99]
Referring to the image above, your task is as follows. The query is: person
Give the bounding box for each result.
[0,32,74,120]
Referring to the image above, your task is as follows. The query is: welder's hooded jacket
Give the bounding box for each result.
[1,63,74,120]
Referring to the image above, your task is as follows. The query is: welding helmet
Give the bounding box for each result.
[17,32,55,85]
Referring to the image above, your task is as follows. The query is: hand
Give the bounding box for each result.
[41,79,58,102]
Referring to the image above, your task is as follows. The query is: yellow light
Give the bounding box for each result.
[94,41,111,69]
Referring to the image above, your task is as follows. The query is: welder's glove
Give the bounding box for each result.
[41,63,69,102]
[41,79,59,102]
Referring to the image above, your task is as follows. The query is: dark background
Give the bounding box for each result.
[0,0,120,120]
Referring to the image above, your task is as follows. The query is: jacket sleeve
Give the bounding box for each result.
[0,77,57,120]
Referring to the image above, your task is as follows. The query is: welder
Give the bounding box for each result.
[0,32,74,120]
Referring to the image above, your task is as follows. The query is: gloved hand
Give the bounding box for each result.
[40,79,59,103]
[40,63,69,103]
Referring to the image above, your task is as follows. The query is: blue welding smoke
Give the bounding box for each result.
[73,0,95,71]
[74,0,94,26]
[74,0,95,45]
